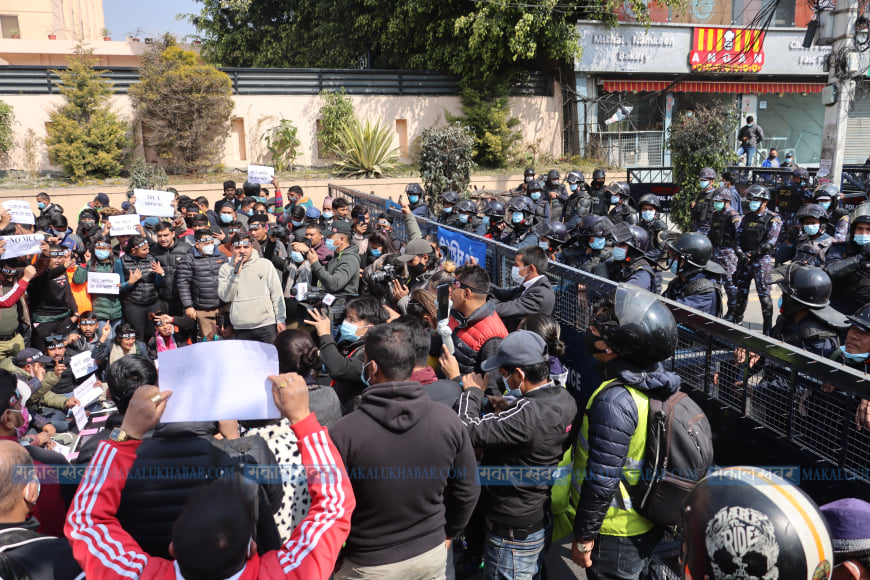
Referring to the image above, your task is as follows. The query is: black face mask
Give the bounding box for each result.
[408,262,426,278]
[583,330,608,356]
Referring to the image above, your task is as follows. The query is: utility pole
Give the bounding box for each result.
[818,0,861,188]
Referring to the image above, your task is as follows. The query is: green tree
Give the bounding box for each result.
[666,103,738,232]
[318,89,355,159]
[448,83,520,167]
[129,35,234,174]
[45,46,129,180]
[129,156,169,190]
[419,122,476,208]
[0,100,14,157]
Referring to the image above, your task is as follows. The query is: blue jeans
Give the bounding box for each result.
[737,145,756,166]
[483,525,550,580]
[585,530,662,580]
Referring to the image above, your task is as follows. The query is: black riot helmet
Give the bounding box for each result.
[813,183,840,210]
[637,194,661,210]
[792,166,810,181]
[566,171,584,185]
[528,180,544,193]
[611,223,647,256]
[795,203,828,225]
[666,233,724,275]
[682,466,833,580]
[441,190,460,205]
[524,167,535,183]
[847,303,870,332]
[547,169,560,183]
[455,199,477,215]
[592,168,605,180]
[537,220,569,244]
[483,200,505,219]
[745,184,771,201]
[578,214,604,237]
[405,183,424,196]
[850,203,870,236]
[594,284,678,367]
[773,263,832,309]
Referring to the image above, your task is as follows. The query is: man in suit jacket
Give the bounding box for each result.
[490,245,556,331]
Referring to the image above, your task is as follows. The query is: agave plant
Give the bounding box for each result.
[332,117,400,178]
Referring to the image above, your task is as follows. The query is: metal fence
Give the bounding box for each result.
[588,131,664,168]
[328,183,870,490]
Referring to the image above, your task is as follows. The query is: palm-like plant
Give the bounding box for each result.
[332,118,400,178]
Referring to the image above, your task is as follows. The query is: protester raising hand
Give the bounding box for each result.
[304,307,332,337]
[119,385,173,440]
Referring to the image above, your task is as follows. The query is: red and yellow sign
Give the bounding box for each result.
[689,27,765,73]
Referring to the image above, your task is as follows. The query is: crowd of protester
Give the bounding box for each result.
[0,172,866,580]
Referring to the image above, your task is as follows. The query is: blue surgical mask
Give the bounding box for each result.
[855,234,870,246]
[340,320,359,343]
[511,265,525,284]
[502,374,522,398]
[291,251,305,263]
[325,238,337,252]
[538,241,550,250]
[220,213,233,224]
[291,219,304,227]
[483,216,491,227]
[322,211,333,220]
[360,360,372,386]
[713,201,726,212]
[370,248,382,258]
[839,345,870,362]
[37,202,45,210]
[570,183,578,192]
[641,210,655,222]
[611,247,627,261]
[590,237,606,250]
[670,260,679,274]
[244,210,253,217]
[530,192,542,201]
[95,249,111,261]
[749,200,762,212]
[610,195,621,204]
[511,212,524,224]
[408,195,419,204]
[700,180,711,189]
[818,202,831,211]
[779,296,783,309]
[459,214,470,224]
[803,223,820,236]
[443,206,453,214]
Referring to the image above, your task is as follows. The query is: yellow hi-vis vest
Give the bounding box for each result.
[570,379,655,537]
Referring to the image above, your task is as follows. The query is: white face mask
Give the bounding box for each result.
[199,243,215,256]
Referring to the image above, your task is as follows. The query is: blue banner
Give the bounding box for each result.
[438,226,487,266]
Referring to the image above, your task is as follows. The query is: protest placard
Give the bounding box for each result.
[134,189,175,217]
[109,213,140,236]
[247,165,275,185]
[438,227,487,267]
[70,351,99,379]
[72,405,88,432]
[0,234,44,259]
[87,272,120,295]
[1,201,35,225]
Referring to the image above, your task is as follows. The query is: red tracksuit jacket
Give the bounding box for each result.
[65,414,355,580]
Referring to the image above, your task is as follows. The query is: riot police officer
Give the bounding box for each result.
[405,183,432,219]
[825,202,870,315]
[607,223,657,292]
[527,180,550,221]
[691,167,717,234]
[438,190,460,225]
[563,215,612,270]
[477,199,507,240]
[544,169,568,222]
[537,221,569,262]
[562,171,592,230]
[502,195,540,248]
[453,199,482,233]
[606,182,638,225]
[813,184,850,242]
[729,184,783,333]
[663,233,725,316]
[784,203,833,267]
[637,193,667,262]
[589,168,608,216]
[515,167,535,194]
[708,188,743,319]
[774,166,811,244]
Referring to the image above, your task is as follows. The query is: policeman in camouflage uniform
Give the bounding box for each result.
[544,169,569,222]
[663,233,725,317]
[787,203,834,267]
[537,221,570,263]
[438,190,461,225]
[477,200,507,240]
[773,166,812,244]
[708,188,742,318]
[589,168,609,216]
[606,223,657,292]
[606,182,638,225]
[813,184,850,243]
[502,196,540,248]
[527,180,551,221]
[824,202,870,315]
[405,183,432,219]
[562,171,592,230]
[564,215,612,271]
[453,199,483,234]
[728,184,783,334]
[636,193,667,262]
[691,167,718,234]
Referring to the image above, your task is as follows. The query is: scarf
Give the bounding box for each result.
[156,332,177,353]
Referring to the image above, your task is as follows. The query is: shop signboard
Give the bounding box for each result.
[690,27,765,72]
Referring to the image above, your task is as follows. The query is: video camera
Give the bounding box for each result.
[369,263,401,284]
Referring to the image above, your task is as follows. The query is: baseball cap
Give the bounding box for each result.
[0,372,21,414]
[481,330,548,372]
[95,193,110,206]
[14,348,53,367]
[785,152,794,158]
[397,239,433,262]
[330,221,352,236]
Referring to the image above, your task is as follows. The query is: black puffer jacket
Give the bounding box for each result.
[151,240,191,303]
[573,359,680,540]
[175,248,228,310]
[115,421,283,559]
[118,254,161,306]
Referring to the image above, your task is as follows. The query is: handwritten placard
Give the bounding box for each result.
[247,165,275,185]
[108,214,140,236]
[70,351,99,379]
[0,234,44,259]
[2,201,35,225]
[72,404,88,432]
[87,272,120,295]
[134,189,175,217]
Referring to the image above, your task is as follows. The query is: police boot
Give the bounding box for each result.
[760,295,774,335]
[725,300,746,325]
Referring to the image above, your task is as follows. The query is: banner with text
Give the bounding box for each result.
[2,201,35,225]
[247,165,275,185]
[438,227,487,268]
[0,234,44,258]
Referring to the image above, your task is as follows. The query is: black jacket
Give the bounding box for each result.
[0,518,82,580]
[317,333,365,408]
[457,383,576,528]
[29,260,76,319]
[573,359,680,540]
[151,240,192,303]
[114,421,283,559]
[119,254,161,306]
[331,381,479,566]
[175,248,228,310]
[491,276,556,332]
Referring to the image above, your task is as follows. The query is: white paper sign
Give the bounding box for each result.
[70,351,99,379]
[109,214,140,236]
[2,201,35,225]
[247,165,275,185]
[72,404,88,431]
[87,272,120,295]
[52,442,72,458]
[134,189,175,217]
[158,340,281,422]
[0,234,44,259]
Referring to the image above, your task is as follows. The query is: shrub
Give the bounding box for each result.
[332,118,400,178]
[419,122,476,207]
[129,35,233,174]
[317,89,354,159]
[0,100,13,157]
[262,118,301,172]
[45,46,129,180]
[666,103,739,231]
[447,83,520,168]
[129,157,169,190]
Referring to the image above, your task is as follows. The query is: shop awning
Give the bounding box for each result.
[601,80,825,94]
